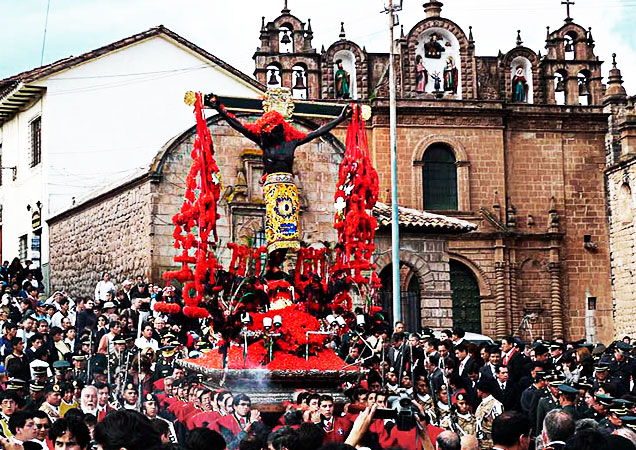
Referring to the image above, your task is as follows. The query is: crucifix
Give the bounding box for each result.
[562,0,575,22]
[282,0,290,13]
[185,88,369,270]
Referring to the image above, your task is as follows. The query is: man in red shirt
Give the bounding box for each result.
[216,394,268,450]
[319,395,352,445]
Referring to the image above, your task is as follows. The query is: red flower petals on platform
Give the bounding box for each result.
[153,302,181,314]
[244,111,307,142]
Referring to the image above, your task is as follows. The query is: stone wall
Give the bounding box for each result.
[150,117,343,282]
[367,103,613,341]
[49,180,153,299]
[375,232,452,330]
[607,160,636,338]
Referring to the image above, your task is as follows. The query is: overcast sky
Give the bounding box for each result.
[2,0,636,93]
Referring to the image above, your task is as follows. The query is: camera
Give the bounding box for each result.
[396,396,418,432]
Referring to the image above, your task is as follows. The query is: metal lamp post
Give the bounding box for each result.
[382,0,402,325]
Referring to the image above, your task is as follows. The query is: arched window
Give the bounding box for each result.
[266,64,282,88]
[292,64,308,99]
[422,145,457,210]
[279,24,293,53]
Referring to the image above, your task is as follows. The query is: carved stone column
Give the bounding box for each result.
[495,262,507,338]
[509,263,519,332]
[549,262,563,337]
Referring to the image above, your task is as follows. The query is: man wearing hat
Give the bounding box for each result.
[593,362,618,395]
[52,360,71,385]
[520,366,547,435]
[535,373,563,436]
[475,379,503,450]
[71,353,88,385]
[440,392,475,436]
[122,381,139,410]
[556,384,580,420]
[39,384,62,422]
[25,382,45,413]
[598,401,628,435]
[550,343,565,369]
[609,341,634,396]
[142,393,177,443]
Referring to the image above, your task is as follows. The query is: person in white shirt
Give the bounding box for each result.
[135,323,158,352]
[94,272,116,303]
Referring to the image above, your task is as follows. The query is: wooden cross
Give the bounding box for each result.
[562,0,575,21]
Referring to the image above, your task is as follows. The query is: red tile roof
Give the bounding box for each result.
[373,202,477,233]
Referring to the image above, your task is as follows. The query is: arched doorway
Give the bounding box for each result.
[450,260,481,333]
[378,264,422,333]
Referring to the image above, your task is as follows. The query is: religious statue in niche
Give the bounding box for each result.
[424,33,445,59]
[335,59,351,99]
[443,56,458,94]
[512,66,529,103]
[415,55,428,93]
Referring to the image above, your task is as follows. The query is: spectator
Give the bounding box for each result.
[491,411,531,450]
[49,417,91,450]
[542,409,575,450]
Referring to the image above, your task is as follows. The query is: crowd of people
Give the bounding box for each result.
[0,258,634,450]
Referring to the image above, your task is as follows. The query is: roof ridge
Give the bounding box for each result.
[0,25,265,93]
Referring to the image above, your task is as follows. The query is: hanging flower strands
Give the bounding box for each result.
[163,93,222,319]
[227,243,267,277]
[333,105,380,286]
[294,247,330,291]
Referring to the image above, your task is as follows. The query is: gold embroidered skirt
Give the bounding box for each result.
[263,172,300,253]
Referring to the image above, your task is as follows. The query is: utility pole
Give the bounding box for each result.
[384,0,402,324]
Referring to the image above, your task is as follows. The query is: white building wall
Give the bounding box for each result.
[0,34,262,279]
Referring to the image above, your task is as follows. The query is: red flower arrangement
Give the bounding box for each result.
[332,105,379,285]
[153,302,181,314]
[244,111,307,142]
[163,93,222,319]
[185,340,356,372]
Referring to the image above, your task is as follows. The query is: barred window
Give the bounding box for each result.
[30,117,41,167]
[19,235,27,264]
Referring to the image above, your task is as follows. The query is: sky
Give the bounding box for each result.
[1,0,636,93]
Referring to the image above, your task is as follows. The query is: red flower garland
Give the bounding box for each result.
[153,302,181,314]
[332,105,379,283]
[163,93,221,319]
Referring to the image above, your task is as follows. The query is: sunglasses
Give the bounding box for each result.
[35,424,50,429]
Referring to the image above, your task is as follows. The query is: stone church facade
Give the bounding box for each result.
[49,1,634,342]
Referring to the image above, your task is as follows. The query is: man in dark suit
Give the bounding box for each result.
[493,365,519,412]
[455,343,473,379]
[387,332,406,374]
[501,336,525,382]
[479,345,500,382]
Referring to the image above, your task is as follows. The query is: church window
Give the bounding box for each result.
[292,64,308,99]
[422,144,457,210]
